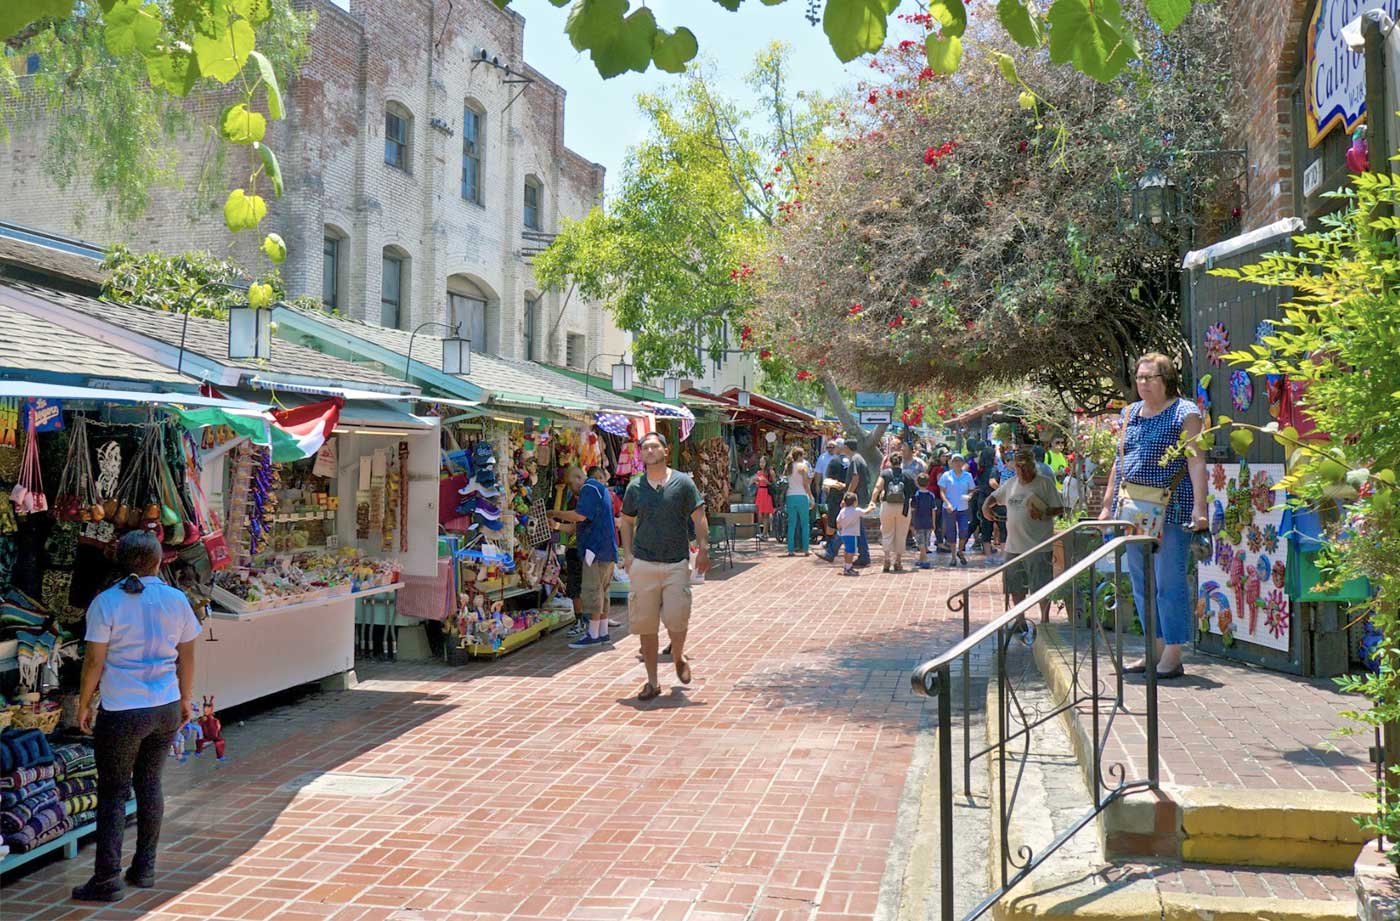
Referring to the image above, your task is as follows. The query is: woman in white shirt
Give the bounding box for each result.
[783,447,814,556]
[72,531,201,903]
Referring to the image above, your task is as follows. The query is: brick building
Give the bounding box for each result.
[0,0,628,368]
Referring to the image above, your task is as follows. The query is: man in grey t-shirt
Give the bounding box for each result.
[619,431,710,701]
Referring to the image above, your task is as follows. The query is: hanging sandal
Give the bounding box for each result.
[676,659,692,685]
[637,682,660,702]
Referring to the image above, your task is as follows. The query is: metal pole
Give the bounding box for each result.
[1144,540,1160,788]
[997,627,1008,889]
[962,588,971,796]
[1089,559,1102,806]
[938,664,955,921]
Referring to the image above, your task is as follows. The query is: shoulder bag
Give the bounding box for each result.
[1114,404,1188,539]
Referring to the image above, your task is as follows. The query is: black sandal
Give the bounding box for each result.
[677,659,692,685]
[637,682,660,701]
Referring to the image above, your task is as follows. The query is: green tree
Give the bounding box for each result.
[99,244,292,318]
[1206,173,1400,864]
[3,0,311,265]
[748,4,1236,413]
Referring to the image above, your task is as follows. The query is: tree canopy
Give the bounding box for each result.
[746,4,1236,413]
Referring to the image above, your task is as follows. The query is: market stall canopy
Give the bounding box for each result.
[271,304,644,416]
[718,388,819,423]
[0,380,267,412]
[693,387,822,435]
[0,300,192,391]
[0,280,418,396]
[545,366,718,413]
[945,401,1002,427]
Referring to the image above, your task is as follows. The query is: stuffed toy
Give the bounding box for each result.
[170,700,203,762]
[196,695,225,760]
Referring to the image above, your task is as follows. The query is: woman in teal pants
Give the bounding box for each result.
[783,447,814,555]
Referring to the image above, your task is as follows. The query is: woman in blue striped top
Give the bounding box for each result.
[1099,353,1208,679]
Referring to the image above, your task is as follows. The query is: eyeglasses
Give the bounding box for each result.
[1134,373,1163,383]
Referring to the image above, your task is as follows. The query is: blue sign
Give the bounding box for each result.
[855,391,897,409]
[25,398,63,432]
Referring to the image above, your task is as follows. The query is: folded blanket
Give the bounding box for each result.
[61,792,97,817]
[57,777,97,800]
[1,800,66,846]
[67,809,95,828]
[0,729,54,775]
[0,777,55,809]
[51,743,95,779]
[1,763,56,789]
[4,815,70,853]
[0,788,58,834]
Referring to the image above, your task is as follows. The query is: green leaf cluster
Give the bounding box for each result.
[99,244,286,318]
[1209,167,1400,869]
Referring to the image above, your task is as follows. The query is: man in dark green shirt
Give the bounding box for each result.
[619,431,710,701]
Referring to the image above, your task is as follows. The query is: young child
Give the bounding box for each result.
[835,492,863,577]
[910,473,938,570]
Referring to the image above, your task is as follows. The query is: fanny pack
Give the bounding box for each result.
[1115,407,1188,539]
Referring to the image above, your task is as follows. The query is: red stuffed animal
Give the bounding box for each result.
[196,695,226,760]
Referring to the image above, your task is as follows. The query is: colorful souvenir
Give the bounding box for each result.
[1204,322,1230,366]
[1211,463,1227,491]
[1251,470,1275,514]
[1264,589,1288,639]
[1262,522,1279,554]
[1229,371,1252,412]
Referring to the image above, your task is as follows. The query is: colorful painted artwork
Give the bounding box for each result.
[1199,462,1290,652]
[1205,323,1231,366]
[1256,319,1275,349]
[1195,373,1212,417]
[1229,371,1253,411]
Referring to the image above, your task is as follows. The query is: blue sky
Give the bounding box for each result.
[514,0,876,192]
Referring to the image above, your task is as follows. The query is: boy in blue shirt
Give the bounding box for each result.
[910,473,938,570]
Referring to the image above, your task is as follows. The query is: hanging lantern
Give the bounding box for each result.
[663,376,680,400]
[442,331,472,375]
[1132,167,1181,227]
[610,360,635,391]
[227,307,271,361]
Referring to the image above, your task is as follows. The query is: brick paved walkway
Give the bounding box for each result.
[2,548,1007,921]
[1045,627,1373,794]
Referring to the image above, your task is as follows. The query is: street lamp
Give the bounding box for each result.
[405,320,472,380]
[584,352,634,398]
[174,279,273,372]
[737,376,752,409]
[663,375,680,400]
[1133,167,1182,227]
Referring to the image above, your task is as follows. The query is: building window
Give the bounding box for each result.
[523,296,540,360]
[322,235,341,311]
[384,105,410,170]
[381,251,406,329]
[462,104,483,204]
[523,177,542,230]
[566,333,585,370]
[448,292,487,354]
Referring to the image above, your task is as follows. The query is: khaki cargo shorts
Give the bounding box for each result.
[579,559,613,616]
[627,558,692,636]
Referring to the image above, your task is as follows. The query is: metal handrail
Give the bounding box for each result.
[913,534,1157,697]
[944,519,1136,606]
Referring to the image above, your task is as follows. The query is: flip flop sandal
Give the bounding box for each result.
[676,659,692,685]
[638,683,660,702]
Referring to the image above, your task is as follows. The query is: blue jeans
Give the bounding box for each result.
[1123,525,1191,645]
[785,494,811,552]
[943,509,970,548]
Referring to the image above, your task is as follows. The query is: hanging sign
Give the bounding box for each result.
[25,398,64,432]
[859,410,892,425]
[855,391,897,409]
[312,437,338,478]
[1305,0,1400,147]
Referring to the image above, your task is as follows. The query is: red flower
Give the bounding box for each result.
[763,181,773,190]
[740,325,753,342]
[867,91,879,105]
[909,296,923,307]
[759,349,772,359]
[849,303,864,315]
[941,279,951,287]
[796,370,813,382]
[899,39,917,50]
[1017,139,1028,153]
[917,66,934,82]
[889,315,904,329]
[773,165,783,173]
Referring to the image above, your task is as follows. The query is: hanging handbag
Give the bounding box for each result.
[1113,405,1189,540]
[181,437,230,571]
[10,413,46,516]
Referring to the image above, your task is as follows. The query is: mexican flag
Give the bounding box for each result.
[269,398,342,459]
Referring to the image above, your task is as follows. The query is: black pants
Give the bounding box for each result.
[93,701,183,882]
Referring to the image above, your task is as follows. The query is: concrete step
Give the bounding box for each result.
[1034,621,1376,871]
[986,642,1355,921]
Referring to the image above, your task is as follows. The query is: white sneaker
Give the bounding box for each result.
[607,619,621,628]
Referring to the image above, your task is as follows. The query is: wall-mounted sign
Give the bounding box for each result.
[859,410,892,425]
[1302,157,1324,197]
[855,391,897,409]
[1306,0,1399,147]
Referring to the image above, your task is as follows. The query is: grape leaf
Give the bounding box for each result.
[653,26,698,73]
[145,43,201,96]
[220,103,266,144]
[193,14,255,83]
[996,52,1019,84]
[261,233,287,264]
[105,0,162,56]
[1045,0,1138,83]
[590,6,657,78]
[1145,0,1191,32]
[223,188,266,232]
[930,0,966,38]
[0,0,75,42]
[248,50,284,120]
[925,32,962,74]
[1228,427,1254,457]
[566,0,627,54]
[231,0,272,25]
[254,141,283,196]
[824,0,889,63]
[997,0,1041,47]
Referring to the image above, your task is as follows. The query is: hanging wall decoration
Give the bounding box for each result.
[1199,461,1289,652]
[1194,373,1212,418]
[1229,371,1253,412]
[1204,323,1230,366]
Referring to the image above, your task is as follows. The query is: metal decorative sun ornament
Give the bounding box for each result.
[1229,371,1253,412]
[1204,322,1230,366]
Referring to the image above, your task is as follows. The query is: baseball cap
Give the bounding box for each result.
[950,453,965,462]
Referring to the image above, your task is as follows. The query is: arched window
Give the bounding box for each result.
[523,176,543,230]
[447,275,490,353]
[384,101,413,171]
[322,226,348,312]
[381,246,410,329]
[463,101,485,204]
[523,293,541,360]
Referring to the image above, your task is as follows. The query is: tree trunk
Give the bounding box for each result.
[821,373,887,472]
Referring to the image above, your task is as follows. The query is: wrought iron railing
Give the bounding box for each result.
[910,527,1163,921]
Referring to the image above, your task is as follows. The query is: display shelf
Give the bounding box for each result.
[352,582,405,600]
[0,799,136,874]
[210,583,404,622]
